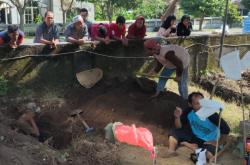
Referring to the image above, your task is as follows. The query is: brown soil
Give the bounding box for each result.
[199,71,250,104]
[0,78,243,165]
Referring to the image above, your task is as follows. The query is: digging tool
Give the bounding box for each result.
[70,109,94,133]
[136,73,175,80]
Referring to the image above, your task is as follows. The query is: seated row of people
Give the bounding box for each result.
[157,15,192,37]
[0,9,191,48]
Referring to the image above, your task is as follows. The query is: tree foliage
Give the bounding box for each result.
[60,0,75,24]
[227,2,242,26]
[134,0,167,19]
[77,0,166,21]
[180,0,241,30]
[241,0,250,10]
[181,0,225,18]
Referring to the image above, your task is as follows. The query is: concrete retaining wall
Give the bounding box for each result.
[0,34,250,91]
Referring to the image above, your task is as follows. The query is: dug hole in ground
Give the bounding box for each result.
[0,76,244,165]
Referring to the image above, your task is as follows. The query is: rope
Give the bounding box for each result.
[0,49,154,63]
[1,42,250,63]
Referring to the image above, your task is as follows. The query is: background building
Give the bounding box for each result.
[0,0,94,25]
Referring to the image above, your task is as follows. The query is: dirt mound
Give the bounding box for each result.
[0,78,188,165]
[65,78,187,142]
[199,72,250,104]
[68,136,119,165]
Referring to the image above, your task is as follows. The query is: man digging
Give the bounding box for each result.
[16,102,41,138]
[144,39,190,99]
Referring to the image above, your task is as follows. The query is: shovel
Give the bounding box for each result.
[136,73,175,80]
[70,109,94,133]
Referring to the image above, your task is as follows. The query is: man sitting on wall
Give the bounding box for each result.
[79,8,92,37]
[34,11,59,48]
[164,92,230,162]
[0,25,24,48]
[91,23,110,45]
[126,16,146,39]
[109,16,128,46]
[64,15,89,45]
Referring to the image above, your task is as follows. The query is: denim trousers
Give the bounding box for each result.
[156,67,188,99]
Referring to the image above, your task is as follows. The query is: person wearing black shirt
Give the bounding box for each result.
[162,92,230,162]
[177,15,192,36]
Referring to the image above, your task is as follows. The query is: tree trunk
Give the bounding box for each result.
[62,10,66,24]
[162,0,179,21]
[199,16,204,31]
[107,0,113,23]
[101,4,106,20]
[19,9,25,31]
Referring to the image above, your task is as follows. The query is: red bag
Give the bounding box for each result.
[113,123,156,159]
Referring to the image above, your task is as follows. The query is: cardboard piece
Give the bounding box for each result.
[76,68,103,88]
[196,99,224,121]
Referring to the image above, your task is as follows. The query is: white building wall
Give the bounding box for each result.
[2,0,95,24]
[74,2,95,22]
[52,0,63,24]
[10,7,19,24]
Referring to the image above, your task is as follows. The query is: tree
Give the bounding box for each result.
[180,0,225,30]
[241,0,250,10]
[227,2,242,27]
[9,0,28,30]
[162,0,179,21]
[60,0,75,24]
[134,0,166,19]
[83,0,142,22]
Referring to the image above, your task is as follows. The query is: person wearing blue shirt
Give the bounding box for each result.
[34,11,59,48]
[162,92,230,162]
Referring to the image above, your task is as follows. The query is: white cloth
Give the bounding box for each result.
[195,148,207,165]
[154,45,190,69]
[196,99,224,121]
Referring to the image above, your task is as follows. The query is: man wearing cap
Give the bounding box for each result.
[144,39,190,99]
[127,16,146,39]
[34,11,59,48]
[16,102,41,137]
[64,15,89,45]
[0,25,24,48]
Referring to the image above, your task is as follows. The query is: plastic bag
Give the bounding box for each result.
[113,123,156,159]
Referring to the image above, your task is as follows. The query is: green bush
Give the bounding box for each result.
[0,76,8,96]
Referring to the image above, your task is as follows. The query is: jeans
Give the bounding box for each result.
[156,67,188,99]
